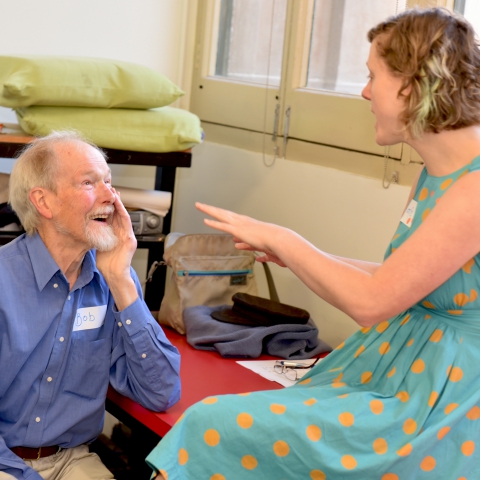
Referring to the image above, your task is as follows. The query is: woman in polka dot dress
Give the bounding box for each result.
[148,8,480,480]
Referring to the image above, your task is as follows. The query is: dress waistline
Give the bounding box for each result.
[410,304,480,335]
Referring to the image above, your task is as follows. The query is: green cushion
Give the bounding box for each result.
[0,55,184,109]
[16,106,203,153]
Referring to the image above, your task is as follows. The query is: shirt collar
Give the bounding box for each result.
[25,233,100,291]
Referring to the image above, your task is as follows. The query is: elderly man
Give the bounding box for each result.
[0,131,180,479]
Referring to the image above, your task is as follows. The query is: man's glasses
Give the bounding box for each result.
[273,357,321,381]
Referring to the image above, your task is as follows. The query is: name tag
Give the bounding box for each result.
[73,305,107,332]
[400,199,417,228]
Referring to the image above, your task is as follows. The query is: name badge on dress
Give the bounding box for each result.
[400,199,417,228]
[73,305,107,331]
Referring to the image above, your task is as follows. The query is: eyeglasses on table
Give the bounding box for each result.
[273,357,321,381]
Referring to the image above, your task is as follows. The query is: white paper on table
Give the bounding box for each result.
[113,185,172,217]
[236,359,322,388]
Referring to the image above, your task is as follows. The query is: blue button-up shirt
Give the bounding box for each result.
[0,234,181,479]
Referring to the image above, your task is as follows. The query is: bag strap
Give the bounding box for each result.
[261,262,279,302]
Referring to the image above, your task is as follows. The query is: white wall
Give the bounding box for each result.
[172,142,411,347]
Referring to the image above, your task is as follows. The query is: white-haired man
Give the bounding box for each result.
[0,131,180,479]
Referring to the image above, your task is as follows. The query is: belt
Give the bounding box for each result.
[11,446,60,460]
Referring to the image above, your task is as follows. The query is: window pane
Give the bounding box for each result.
[215,0,287,87]
[463,0,480,36]
[306,0,406,95]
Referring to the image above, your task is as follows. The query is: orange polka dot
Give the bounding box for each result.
[420,456,436,471]
[462,258,475,274]
[237,392,251,396]
[178,448,189,465]
[454,293,469,307]
[419,187,429,201]
[211,475,226,480]
[333,372,344,382]
[440,178,453,190]
[461,440,475,456]
[396,391,410,403]
[424,314,432,320]
[370,399,384,415]
[422,301,436,309]
[422,208,431,221]
[341,455,357,469]
[361,327,371,334]
[336,341,345,350]
[466,405,480,420]
[449,367,463,382]
[376,321,390,333]
[387,367,396,378]
[304,398,317,406]
[202,397,218,404]
[471,289,478,302]
[204,429,220,446]
[241,455,258,470]
[329,367,342,372]
[379,342,391,355]
[411,359,425,374]
[396,443,412,456]
[428,391,439,408]
[270,404,286,414]
[354,345,365,358]
[310,470,326,480]
[306,425,322,442]
[332,381,346,388]
[437,426,450,440]
[381,474,399,480]
[339,412,355,427]
[403,418,417,435]
[400,314,411,325]
[447,310,463,315]
[298,378,312,385]
[445,403,459,415]
[337,393,349,398]
[159,470,168,480]
[361,371,373,384]
[373,438,388,454]
[406,338,414,347]
[237,413,253,429]
[273,440,290,457]
[429,330,443,342]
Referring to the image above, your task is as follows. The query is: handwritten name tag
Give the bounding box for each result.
[400,199,417,228]
[73,305,107,332]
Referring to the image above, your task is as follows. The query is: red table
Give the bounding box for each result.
[106,327,284,438]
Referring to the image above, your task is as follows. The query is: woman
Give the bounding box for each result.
[148,8,480,479]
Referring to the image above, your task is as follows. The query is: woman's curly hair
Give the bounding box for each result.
[368,7,480,138]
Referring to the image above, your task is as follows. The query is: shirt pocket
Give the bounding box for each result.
[63,337,111,400]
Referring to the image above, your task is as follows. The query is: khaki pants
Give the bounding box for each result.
[0,445,114,480]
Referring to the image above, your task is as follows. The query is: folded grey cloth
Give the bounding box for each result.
[184,304,331,359]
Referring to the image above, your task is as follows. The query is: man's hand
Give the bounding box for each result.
[96,190,139,310]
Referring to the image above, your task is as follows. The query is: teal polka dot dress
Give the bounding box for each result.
[147,157,480,480]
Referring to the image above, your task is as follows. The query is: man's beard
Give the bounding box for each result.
[53,209,119,252]
[85,222,118,252]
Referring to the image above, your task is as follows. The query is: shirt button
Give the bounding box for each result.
[53,283,58,288]
[47,377,52,382]
[126,319,131,325]
[117,322,122,327]
[35,417,41,423]
[67,295,71,300]
[59,337,65,342]
[142,353,147,359]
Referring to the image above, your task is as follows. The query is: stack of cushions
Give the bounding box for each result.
[0,55,203,152]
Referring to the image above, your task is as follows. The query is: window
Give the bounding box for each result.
[191,0,454,178]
